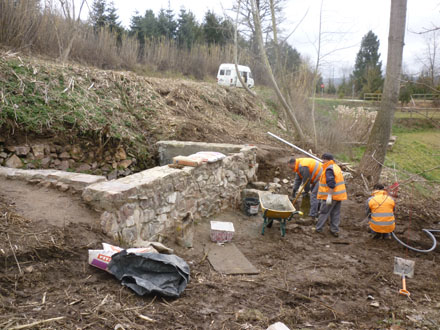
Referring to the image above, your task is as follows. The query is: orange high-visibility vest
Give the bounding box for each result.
[317,160,347,201]
[368,190,395,233]
[294,158,323,184]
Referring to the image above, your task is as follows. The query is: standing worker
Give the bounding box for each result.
[367,183,395,239]
[316,153,347,237]
[287,157,323,219]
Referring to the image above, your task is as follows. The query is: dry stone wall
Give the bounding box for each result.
[82,145,258,245]
[0,140,136,180]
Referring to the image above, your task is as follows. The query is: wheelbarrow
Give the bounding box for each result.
[259,192,303,237]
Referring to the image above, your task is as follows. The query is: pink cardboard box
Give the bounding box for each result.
[210,221,235,243]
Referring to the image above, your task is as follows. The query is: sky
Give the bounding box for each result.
[93,0,440,79]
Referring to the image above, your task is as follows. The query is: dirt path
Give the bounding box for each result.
[1,170,440,329]
[0,177,100,227]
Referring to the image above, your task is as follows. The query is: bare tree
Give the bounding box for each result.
[309,0,324,150]
[250,0,305,141]
[358,0,407,184]
[417,30,439,86]
[54,0,87,62]
[233,0,286,42]
[234,0,257,97]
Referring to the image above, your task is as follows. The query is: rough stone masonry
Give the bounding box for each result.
[82,143,258,245]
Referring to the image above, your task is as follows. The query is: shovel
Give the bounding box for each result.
[393,257,415,297]
[291,178,310,206]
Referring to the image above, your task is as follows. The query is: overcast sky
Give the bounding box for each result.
[98,0,440,79]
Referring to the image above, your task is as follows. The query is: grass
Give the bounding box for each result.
[386,130,440,181]
[314,99,440,185]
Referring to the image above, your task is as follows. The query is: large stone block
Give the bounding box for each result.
[32,145,46,160]
[121,227,137,244]
[15,146,30,156]
[100,211,118,235]
[5,155,23,168]
[166,192,178,204]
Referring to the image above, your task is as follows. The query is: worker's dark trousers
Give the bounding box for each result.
[309,183,319,217]
[316,200,342,233]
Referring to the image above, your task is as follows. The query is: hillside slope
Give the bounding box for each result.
[0,50,279,170]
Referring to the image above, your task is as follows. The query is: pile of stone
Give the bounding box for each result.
[0,139,136,179]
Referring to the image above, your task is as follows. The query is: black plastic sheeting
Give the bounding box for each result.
[108,251,190,298]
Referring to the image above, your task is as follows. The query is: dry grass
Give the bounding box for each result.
[0,50,274,168]
[0,1,258,82]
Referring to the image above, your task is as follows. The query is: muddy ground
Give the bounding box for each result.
[1,151,440,330]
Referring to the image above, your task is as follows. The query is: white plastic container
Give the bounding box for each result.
[210,221,235,243]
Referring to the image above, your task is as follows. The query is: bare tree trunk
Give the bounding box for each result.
[234,0,257,97]
[56,0,86,63]
[358,0,407,184]
[251,0,306,141]
[310,0,324,151]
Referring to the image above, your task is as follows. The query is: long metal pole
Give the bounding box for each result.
[267,132,322,162]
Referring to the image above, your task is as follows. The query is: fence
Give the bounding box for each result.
[411,94,440,101]
[364,93,382,101]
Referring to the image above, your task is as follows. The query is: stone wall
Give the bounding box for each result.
[156,140,245,166]
[82,144,258,245]
[0,139,136,180]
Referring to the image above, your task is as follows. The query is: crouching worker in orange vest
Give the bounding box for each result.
[287,157,323,219]
[316,153,347,237]
[367,183,395,239]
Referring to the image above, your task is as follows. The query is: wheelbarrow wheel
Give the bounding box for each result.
[267,219,273,228]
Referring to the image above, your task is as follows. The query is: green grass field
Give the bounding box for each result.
[387,130,440,182]
[315,99,440,183]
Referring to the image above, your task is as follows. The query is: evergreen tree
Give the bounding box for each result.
[157,8,177,39]
[351,30,383,97]
[326,78,336,94]
[90,0,107,30]
[141,10,159,39]
[266,41,301,74]
[202,11,233,46]
[106,1,121,33]
[129,11,146,59]
[176,9,201,48]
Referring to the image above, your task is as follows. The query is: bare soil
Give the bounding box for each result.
[1,153,440,330]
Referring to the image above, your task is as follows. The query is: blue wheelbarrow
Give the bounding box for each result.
[259,192,303,237]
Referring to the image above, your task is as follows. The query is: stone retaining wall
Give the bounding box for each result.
[82,144,258,245]
[156,140,246,166]
[0,140,136,180]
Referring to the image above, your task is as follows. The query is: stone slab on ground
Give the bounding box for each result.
[207,243,259,275]
[0,166,106,192]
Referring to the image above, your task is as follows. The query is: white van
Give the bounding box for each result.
[217,63,254,88]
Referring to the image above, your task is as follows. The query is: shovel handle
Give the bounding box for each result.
[291,177,310,205]
[399,275,410,297]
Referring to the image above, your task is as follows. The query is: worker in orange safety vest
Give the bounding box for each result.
[316,153,347,237]
[366,183,395,239]
[287,157,323,219]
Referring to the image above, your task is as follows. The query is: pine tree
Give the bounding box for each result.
[90,0,107,30]
[142,10,159,39]
[202,11,230,45]
[106,1,121,33]
[157,8,177,39]
[176,9,201,49]
[351,30,383,97]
